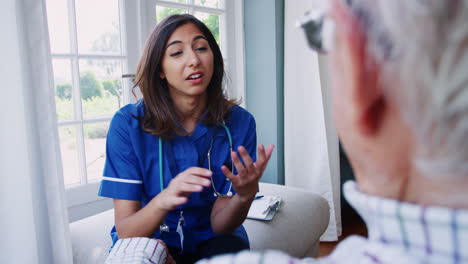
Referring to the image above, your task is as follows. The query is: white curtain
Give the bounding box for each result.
[284,0,342,241]
[0,0,73,263]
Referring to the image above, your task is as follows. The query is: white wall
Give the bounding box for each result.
[284,0,341,241]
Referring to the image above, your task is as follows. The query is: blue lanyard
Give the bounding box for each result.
[158,123,232,251]
[159,137,164,191]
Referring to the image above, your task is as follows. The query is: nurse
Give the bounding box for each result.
[98,14,274,264]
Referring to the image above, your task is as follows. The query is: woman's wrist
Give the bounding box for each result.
[235,192,256,204]
[150,193,171,213]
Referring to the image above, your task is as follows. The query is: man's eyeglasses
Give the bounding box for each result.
[297,8,335,54]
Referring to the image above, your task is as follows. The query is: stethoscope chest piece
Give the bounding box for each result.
[160,223,169,233]
[213,191,233,197]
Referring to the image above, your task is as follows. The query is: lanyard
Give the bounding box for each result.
[159,137,163,191]
[159,137,186,252]
[159,137,185,250]
[158,123,232,252]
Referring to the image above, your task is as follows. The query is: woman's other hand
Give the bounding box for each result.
[221,144,275,201]
[160,240,176,264]
[156,167,212,211]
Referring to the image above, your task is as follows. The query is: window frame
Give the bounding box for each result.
[48,0,131,217]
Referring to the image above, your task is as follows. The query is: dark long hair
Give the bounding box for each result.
[133,14,237,139]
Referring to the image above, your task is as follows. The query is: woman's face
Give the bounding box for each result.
[160,22,214,99]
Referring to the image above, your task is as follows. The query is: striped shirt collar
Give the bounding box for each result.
[344,181,468,264]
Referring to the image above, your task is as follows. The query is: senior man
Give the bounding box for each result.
[196,0,468,263]
[110,0,468,263]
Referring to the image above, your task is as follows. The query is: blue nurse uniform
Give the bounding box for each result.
[98,100,257,253]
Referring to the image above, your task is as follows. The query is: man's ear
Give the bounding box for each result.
[337,7,386,137]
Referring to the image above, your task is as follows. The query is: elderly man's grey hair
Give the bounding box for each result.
[348,0,468,178]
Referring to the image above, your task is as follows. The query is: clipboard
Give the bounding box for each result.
[247,195,282,221]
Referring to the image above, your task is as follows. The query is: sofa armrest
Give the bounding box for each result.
[70,183,330,263]
[70,209,114,264]
[243,182,330,258]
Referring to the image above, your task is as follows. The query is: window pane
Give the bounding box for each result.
[52,59,74,121]
[75,0,121,54]
[59,126,81,186]
[79,59,123,119]
[194,12,220,43]
[156,6,187,23]
[46,0,71,53]
[84,122,109,182]
[195,0,220,9]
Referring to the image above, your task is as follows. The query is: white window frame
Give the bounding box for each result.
[56,0,245,221]
[224,0,246,106]
[49,0,132,221]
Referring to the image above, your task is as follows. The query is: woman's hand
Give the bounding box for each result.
[221,144,275,201]
[159,240,176,264]
[156,167,212,211]
[147,239,176,264]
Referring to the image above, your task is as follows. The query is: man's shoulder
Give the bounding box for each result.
[328,235,417,264]
[195,236,418,264]
[195,250,327,264]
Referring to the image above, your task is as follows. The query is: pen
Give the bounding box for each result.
[254,195,264,200]
[263,200,280,214]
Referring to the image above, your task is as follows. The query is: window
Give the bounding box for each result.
[151,0,224,50]
[46,0,130,211]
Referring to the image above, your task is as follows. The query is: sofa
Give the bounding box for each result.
[70,182,330,263]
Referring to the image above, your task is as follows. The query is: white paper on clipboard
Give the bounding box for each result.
[247,195,282,221]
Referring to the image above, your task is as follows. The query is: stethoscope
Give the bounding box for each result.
[158,122,233,251]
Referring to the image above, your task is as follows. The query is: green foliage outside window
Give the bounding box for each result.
[80,72,103,100]
[55,72,122,122]
[56,95,118,119]
[156,7,219,43]
[56,83,72,99]
[202,14,219,43]
[157,7,186,23]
